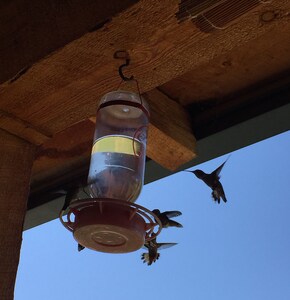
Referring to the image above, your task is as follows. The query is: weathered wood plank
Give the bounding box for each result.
[0,129,35,299]
[160,24,290,105]
[145,89,197,170]
[0,109,50,144]
[0,0,138,84]
[0,0,289,140]
[32,119,95,186]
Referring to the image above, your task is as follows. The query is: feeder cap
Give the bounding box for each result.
[72,201,146,253]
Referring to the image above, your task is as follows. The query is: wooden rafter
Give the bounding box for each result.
[146,89,196,170]
[0,0,289,135]
[0,0,138,84]
[0,0,289,173]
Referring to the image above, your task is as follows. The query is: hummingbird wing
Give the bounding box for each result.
[157,243,178,250]
[212,159,228,179]
[163,211,182,218]
[212,161,226,178]
[213,155,231,178]
[168,220,183,228]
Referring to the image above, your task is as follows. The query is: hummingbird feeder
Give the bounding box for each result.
[60,51,162,253]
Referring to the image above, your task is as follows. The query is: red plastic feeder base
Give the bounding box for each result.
[60,199,162,254]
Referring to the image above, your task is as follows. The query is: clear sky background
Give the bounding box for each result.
[15,131,290,300]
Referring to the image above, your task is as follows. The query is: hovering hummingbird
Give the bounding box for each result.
[152,209,183,228]
[185,158,229,204]
[141,236,177,266]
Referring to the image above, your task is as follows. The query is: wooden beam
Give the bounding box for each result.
[145,89,197,170]
[160,25,290,105]
[0,129,35,299]
[0,0,138,84]
[0,109,50,144]
[0,0,289,142]
[32,119,95,188]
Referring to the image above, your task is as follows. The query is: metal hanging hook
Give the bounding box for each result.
[114,50,134,81]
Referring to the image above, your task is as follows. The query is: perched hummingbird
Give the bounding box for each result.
[62,182,89,211]
[185,158,229,204]
[152,209,183,228]
[62,187,80,211]
[141,236,177,266]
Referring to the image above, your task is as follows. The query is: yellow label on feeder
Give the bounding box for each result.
[92,136,141,156]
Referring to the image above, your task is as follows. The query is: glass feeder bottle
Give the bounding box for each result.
[88,90,149,202]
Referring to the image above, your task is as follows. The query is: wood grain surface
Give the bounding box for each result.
[0,0,288,141]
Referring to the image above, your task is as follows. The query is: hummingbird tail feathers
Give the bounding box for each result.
[212,188,227,204]
[211,191,219,203]
[141,253,160,265]
[78,244,85,252]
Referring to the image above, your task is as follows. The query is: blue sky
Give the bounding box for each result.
[16,131,290,300]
